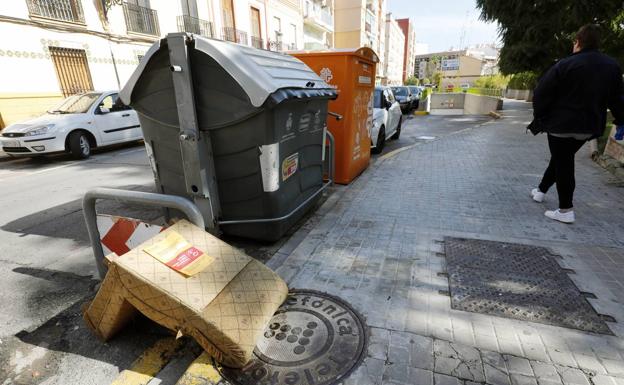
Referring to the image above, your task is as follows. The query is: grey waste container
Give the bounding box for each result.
[120,33,337,241]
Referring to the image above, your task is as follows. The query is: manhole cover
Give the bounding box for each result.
[444,237,613,335]
[219,290,367,385]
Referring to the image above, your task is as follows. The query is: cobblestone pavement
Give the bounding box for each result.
[273,100,624,385]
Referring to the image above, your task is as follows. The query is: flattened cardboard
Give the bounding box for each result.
[83,220,288,368]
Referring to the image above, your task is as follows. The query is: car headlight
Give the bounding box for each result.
[24,124,55,137]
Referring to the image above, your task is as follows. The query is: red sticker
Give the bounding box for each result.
[165,246,203,270]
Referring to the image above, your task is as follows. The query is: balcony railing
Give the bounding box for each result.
[268,40,283,52]
[177,15,214,38]
[222,27,248,45]
[304,0,333,30]
[26,0,84,23]
[123,2,160,36]
[250,36,264,50]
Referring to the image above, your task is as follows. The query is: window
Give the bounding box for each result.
[374,90,382,108]
[180,0,197,17]
[273,16,281,41]
[26,0,85,23]
[221,0,235,28]
[290,23,297,48]
[49,47,94,97]
[123,0,160,36]
[250,7,263,49]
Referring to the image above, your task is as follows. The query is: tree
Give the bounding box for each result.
[405,76,419,85]
[433,72,442,89]
[476,0,624,75]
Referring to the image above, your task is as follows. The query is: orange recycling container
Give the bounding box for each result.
[292,48,379,184]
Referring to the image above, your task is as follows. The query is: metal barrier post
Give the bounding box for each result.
[167,33,220,232]
[83,187,205,279]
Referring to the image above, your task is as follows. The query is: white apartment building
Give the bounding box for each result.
[0,0,304,127]
[383,13,404,85]
[302,0,333,50]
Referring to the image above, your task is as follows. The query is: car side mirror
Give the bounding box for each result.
[97,105,110,114]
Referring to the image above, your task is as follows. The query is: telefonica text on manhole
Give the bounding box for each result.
[219,290,367,385]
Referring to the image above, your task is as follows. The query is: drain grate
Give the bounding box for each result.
[219,290,367,385]
[444,237,613,335]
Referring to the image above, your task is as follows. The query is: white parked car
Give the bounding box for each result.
[0,91,142,159]
[371,86,402,153]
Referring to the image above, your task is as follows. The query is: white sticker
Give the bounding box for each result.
[259,143,280,192]
[358,76,371,84]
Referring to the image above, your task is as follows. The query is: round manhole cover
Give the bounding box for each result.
[218,290,367,385]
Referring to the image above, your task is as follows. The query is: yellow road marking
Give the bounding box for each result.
[110,337,183,385]
[175,352,223,385]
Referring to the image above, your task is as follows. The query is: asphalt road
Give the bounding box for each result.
[0,111,491,384]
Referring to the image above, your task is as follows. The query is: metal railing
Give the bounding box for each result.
[250,36,264,49]
[123,1,160,36]
[222,26,248,45]
[26,0,84,23]
[177,15,214,38]
[268,40,283,52]
[304,0,333,29]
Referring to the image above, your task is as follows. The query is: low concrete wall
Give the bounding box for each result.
[506,89,533,101]
[430,93,503,115]
[429,93,465,115]
[464,94,503,115]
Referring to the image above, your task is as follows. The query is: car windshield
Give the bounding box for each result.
[409,87,419,94]
[374,90,383,108]
[48,93,102,114]
[392,87,407,96]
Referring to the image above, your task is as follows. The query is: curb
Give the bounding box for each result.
[595,154,624,183]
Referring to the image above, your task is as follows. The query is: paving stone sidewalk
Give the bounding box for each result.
[273,100,624,385]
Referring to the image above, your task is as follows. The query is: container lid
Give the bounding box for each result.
[288,47,380,63]
[120,34,335,108]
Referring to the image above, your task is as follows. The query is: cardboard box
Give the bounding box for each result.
[83,220,288,368]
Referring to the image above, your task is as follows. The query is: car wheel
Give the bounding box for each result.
[68,131,91,159]
[391,116,402,140]
[414,100,420,110]
[373,126,385,154]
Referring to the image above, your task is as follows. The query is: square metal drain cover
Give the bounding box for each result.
[444,237,613,335]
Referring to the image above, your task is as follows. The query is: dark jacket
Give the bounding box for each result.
[533,49,624,138]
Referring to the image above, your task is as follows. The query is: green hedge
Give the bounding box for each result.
[508,72,538,90]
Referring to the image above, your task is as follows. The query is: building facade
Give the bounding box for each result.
[0,0,304,127]
[414,45,500,87]
[383,12,404,86]
[396,17,415,83]
[333,0,386,84]
[302,0,333,50]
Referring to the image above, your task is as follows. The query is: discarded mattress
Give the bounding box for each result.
[83,220,288,368]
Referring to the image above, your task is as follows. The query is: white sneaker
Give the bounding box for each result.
[531,188,545,203]
[545,209,575,224]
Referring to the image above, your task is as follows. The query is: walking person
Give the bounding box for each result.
[530,24,624,223]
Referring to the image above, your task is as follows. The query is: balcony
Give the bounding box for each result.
[222,27,248,45]
[177,15,214,38]
[250,36,264,50]
[268,40,284,52]
[303,0,333,32]
[123,2,160,36]
[26,0,85,24]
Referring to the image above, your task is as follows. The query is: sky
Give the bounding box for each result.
[386,0,501,53]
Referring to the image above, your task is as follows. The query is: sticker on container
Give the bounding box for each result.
[282,152,299,181]
[358,76,371,84]
[143,231,214,276]
[320,67,333,83]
